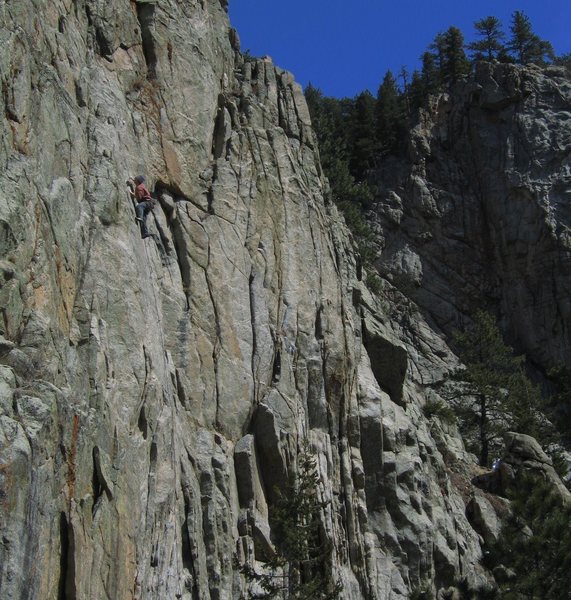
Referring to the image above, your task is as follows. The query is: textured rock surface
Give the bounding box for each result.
[372,62,571,370]
[476,432,571,503]
[2,3,568,600]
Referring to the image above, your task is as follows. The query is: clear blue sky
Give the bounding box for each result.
[229,1,571,98]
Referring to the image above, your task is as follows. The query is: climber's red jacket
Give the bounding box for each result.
[134,182,152,202]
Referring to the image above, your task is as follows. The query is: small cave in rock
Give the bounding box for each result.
[58,512,76,600]
[272,349,281,383]
[138,405,149,439]
[150,440,158,469]
[362,319,408,406]
[91,447,114,517]
[91,447,111,518]
[314,306,323,340]
[181,504,193,573]
[58,513,69,600]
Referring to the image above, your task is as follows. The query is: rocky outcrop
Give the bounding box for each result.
[474,432,571,503]
[372,62,571,370]
[3,3,567,600]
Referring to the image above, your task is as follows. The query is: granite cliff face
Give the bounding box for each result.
[0,2,568,600]
[373,61,571,372]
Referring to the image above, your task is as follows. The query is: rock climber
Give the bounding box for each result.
[128,175,155,239]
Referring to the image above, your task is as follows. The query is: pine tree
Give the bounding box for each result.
[420,51,440,96]
[425,28,470,89]
[408,69,426,112]
[467,16,506,61]
[241,449,341,599]
[488,475,571,599]
[304,86,376,265]
[430,32,446,74]
[376,70,404,157]
[506,368,554,444]
[398,66,409,94]
[446,311,544,466]
[349,90,377,179]
[305,83,351,179]
[442,26,471,85]
[398,66,411,119]
[508,11,554,64]
[304,85,357,202]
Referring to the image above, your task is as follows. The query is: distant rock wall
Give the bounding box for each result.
[373,62,571,369]
[0,2,518,599]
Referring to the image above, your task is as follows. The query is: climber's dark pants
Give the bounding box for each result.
[136,201,154,238]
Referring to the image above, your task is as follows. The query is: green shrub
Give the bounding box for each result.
[366,273,383,295]
[486,475,571,599]
[423,398,456,425]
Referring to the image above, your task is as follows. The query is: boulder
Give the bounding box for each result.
[466,493,502,545]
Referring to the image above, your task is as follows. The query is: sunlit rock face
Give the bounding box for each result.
[4,2,561,600]
[373,62,571,370]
